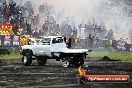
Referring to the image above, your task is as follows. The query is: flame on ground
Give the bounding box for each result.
[78,66,86,76]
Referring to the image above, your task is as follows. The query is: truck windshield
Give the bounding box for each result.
[41,38,51,45]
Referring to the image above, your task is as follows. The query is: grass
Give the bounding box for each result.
[0,51,132,61]
[0,52,22,59]
[88,51,132,61]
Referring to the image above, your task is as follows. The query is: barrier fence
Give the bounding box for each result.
[0,35,132,52]
[0,35,31,46]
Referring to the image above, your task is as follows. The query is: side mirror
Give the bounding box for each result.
[67,38,71,48]
[64,37,66,43]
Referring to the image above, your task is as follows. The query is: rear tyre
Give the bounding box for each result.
[22,53,32,66]
[37,57,47,66]
[62,57,71,67]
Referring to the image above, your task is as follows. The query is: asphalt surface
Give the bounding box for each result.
[0,59,132,88]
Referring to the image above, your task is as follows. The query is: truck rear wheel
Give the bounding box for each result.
[22,53,32,66]
[62,57,71,67]
[37,57,47,66]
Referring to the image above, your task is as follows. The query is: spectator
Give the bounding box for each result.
[107,29,113,40]
[9,0,16,15]
[26,24,32,35]
[13,23,19,35]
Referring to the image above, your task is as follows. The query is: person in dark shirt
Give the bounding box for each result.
[9,1,16,15]
[26,24,32,35]
[13,23,19,35]
[107,29,113,40]
[2,1,7,13]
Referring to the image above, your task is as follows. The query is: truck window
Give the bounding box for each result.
[52,37,63,44]
[41,38,51,45]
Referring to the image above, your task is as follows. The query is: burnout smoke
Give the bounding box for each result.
[13,0,131,35]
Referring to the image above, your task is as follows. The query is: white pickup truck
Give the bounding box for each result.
[21,36,91,67]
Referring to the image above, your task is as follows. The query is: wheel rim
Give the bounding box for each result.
[62,60,69,67]
[23,56,27,63]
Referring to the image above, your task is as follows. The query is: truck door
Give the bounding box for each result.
[35,38,51,56]
[51,37,66,52]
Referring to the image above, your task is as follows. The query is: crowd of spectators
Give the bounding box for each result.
[76,20,114,48]
[0,0,38,45]
[42,16,59,36]
[0,0,109,37]
[81,22,107,39]
[0,0,113,47]
[0,1,78,38]
[0,0,23,35]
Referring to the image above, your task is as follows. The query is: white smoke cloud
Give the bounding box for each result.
[13,0,131,34]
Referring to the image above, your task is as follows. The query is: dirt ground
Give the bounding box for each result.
[0,59,132,88]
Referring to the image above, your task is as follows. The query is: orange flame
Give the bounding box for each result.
[78,66,86,76]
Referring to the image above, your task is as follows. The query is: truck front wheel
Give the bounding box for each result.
[22,53,32,66]
[37,57,47,66]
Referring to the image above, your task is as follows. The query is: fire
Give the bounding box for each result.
[78,66,86,76]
